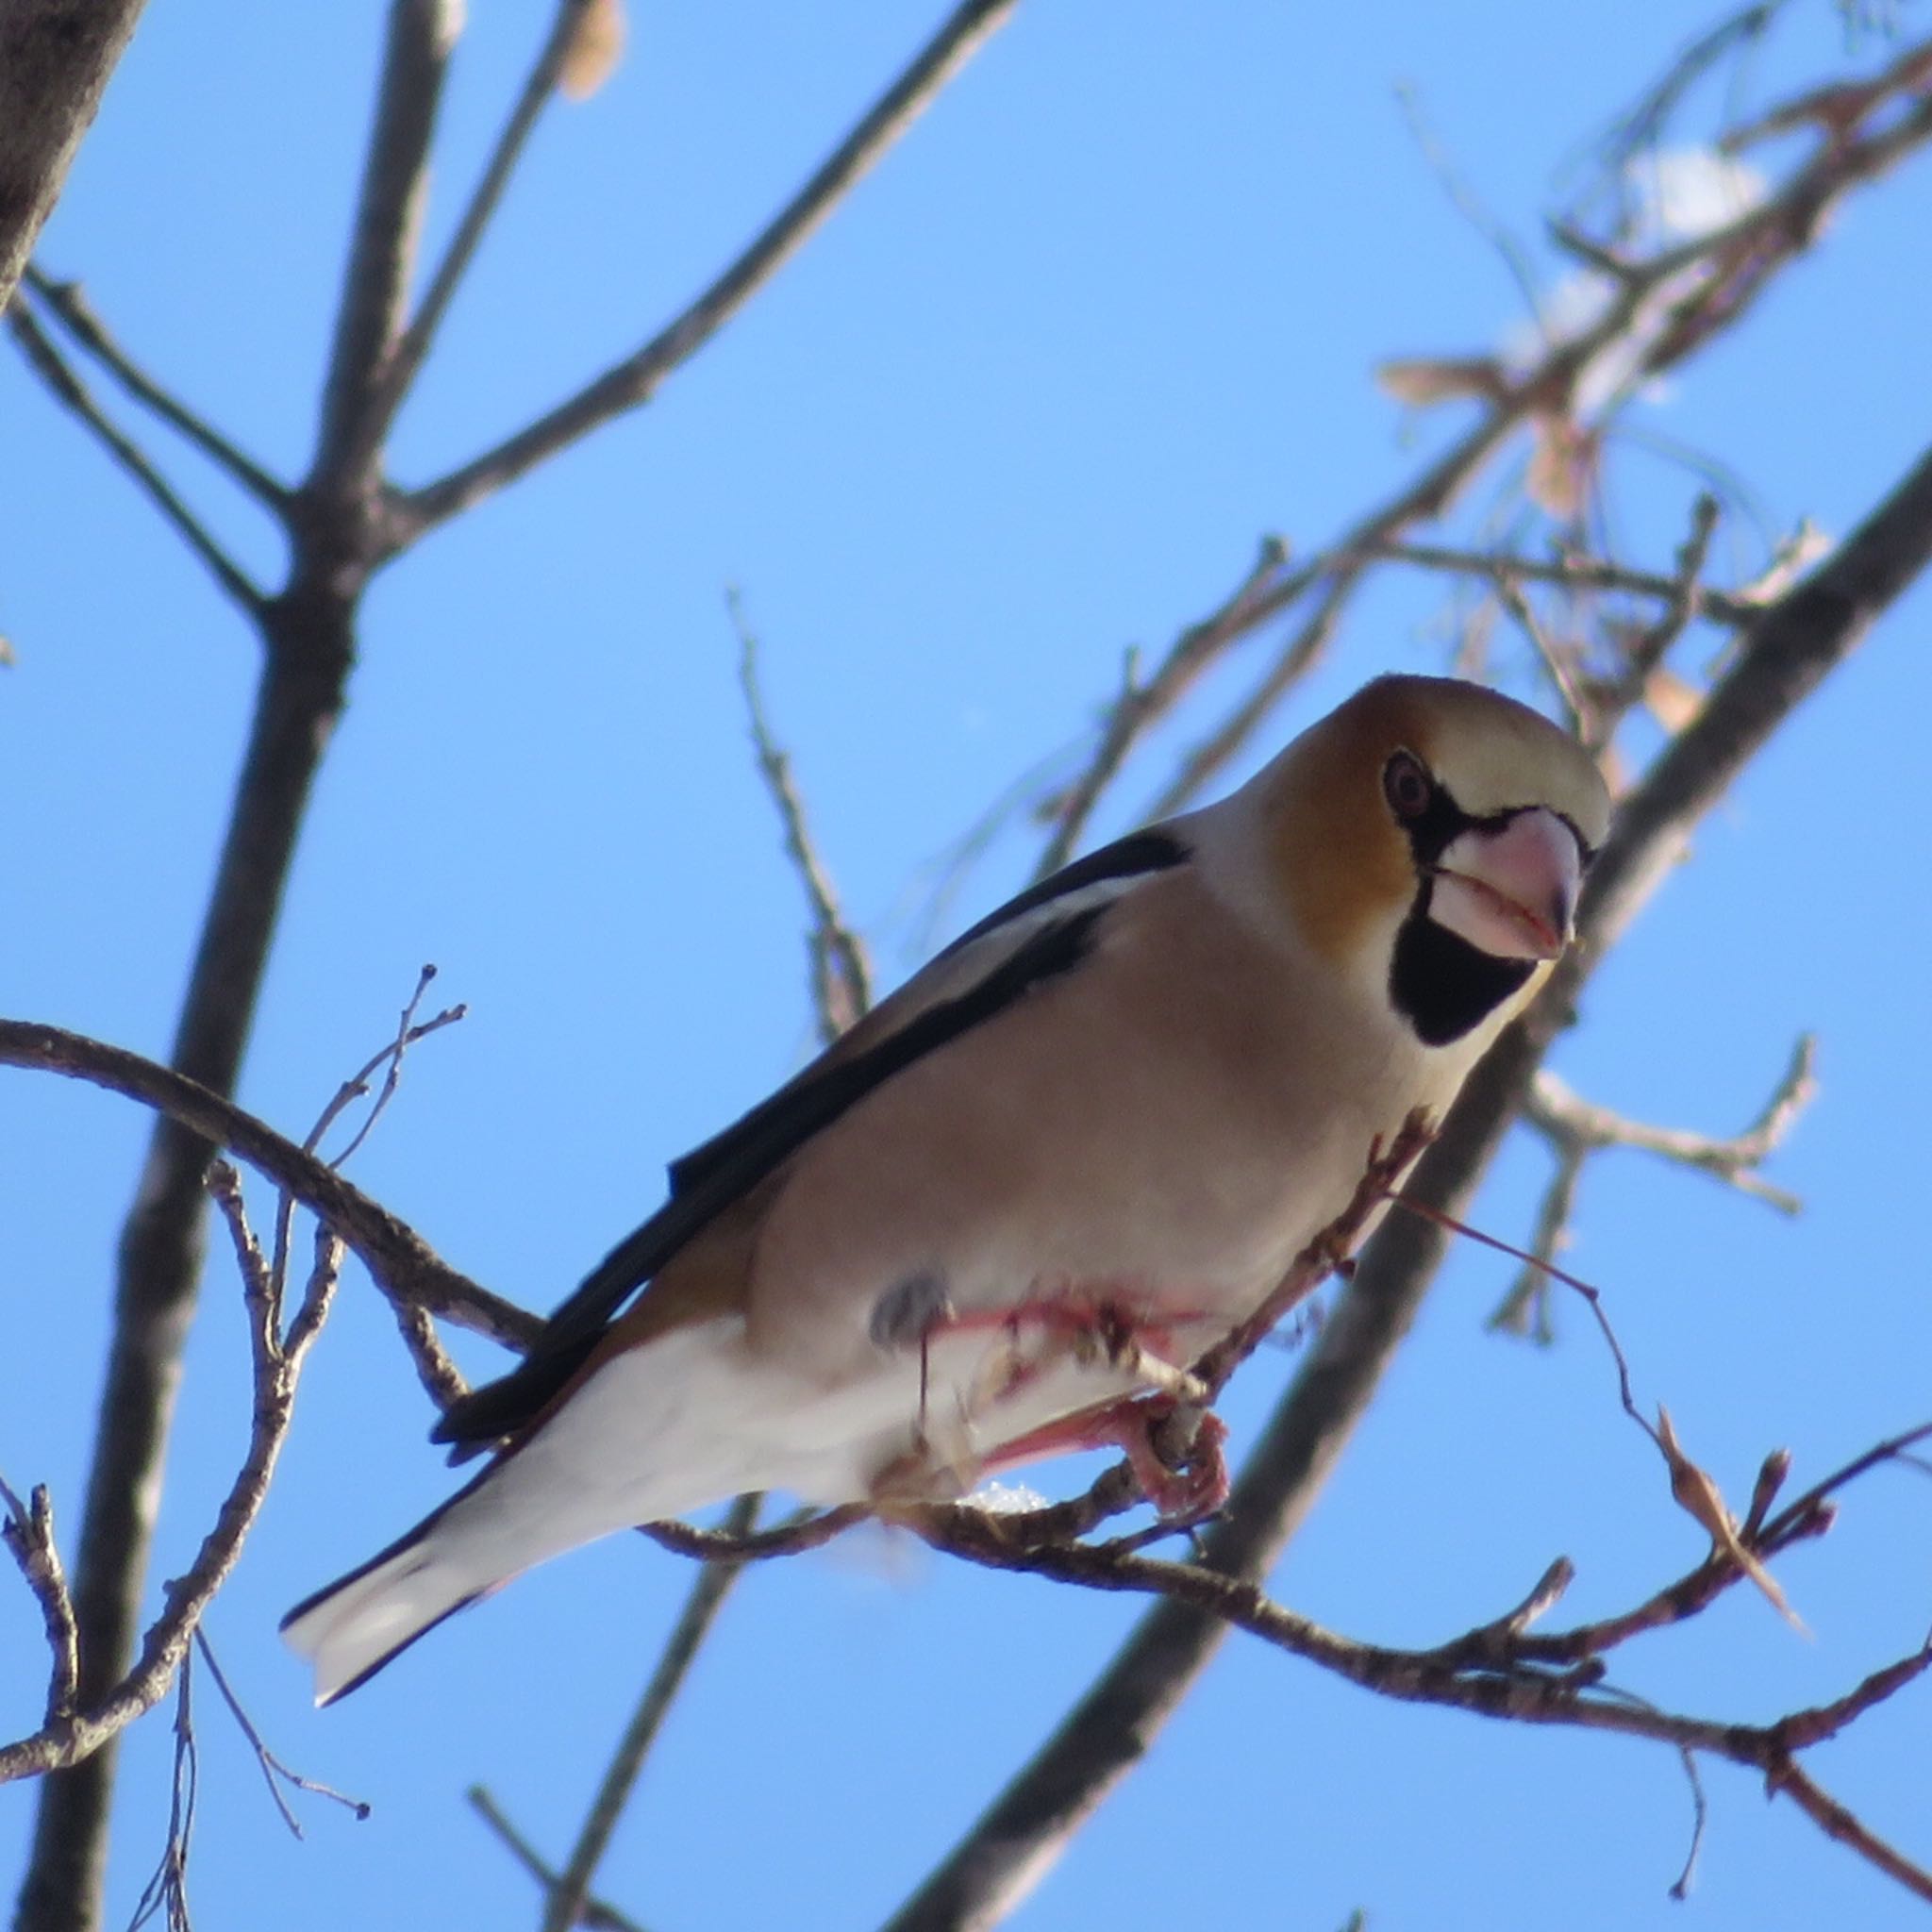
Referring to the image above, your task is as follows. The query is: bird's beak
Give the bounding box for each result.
[1428,807,1582,962]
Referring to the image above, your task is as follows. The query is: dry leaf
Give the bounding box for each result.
[1525,416,1598,520]
[559,0,625,101]
[1375,357,1507,408]
[1642,666,1704,734]
[1657,1404,1808,1636]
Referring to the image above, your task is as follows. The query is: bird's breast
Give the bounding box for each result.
[743,891,1436,1384]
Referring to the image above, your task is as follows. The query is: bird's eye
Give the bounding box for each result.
[1383,752,1432,821]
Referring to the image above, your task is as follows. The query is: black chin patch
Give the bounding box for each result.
[1390,899,1535,1046]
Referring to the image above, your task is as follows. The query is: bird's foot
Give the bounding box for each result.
[1118,1400,1229,1522]
[984,1393,1230,1523]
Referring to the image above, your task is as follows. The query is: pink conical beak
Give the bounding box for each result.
[1429,807,1582,962]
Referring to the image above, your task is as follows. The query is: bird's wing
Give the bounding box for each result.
[429,823,1192,1457]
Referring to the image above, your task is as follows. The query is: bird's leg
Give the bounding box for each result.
[870,1276,1223,1514]
[933,1280,1210,1411]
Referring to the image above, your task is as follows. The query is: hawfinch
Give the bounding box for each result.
[285,674,1609,1703]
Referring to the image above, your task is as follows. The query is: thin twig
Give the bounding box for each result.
[0,1481,81,1723]
[542,1495,762,1932]
[1669,1744,1711,1900]
[1034,535,1295,876]
[126,1639,197,1932]
[395,0,1020,539]
[1365,537,1759,624]
[730,592,873,1040]
[1493,1030,1817,1336]
[0,1214,347,1783]
[0,1019,537,1353]
[6,305,264,616]
[375,0,599,430]
[192,1630,369,1839]
[270,966,464,1312]
[468,1787,651,1932]
[21,267,290,508]
[912,1515,1932,1907]
[1489,567,1588,733]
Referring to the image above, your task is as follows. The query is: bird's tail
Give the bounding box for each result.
[282,1316,778,1703]
[280,1491,492,1706]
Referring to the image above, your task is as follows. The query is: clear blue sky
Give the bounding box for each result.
[4,4,1931,1927]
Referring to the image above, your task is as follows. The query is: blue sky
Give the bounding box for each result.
[4,3,1931,1927]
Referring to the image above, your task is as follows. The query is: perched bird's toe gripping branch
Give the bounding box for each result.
[283,674,1610,1707]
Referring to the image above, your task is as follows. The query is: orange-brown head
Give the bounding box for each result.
[1252,675,1611,1045]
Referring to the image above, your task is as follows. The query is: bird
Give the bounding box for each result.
[283,673,1610,1704]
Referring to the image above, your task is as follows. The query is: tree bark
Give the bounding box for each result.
[0,0,150,313]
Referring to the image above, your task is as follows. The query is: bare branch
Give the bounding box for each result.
[0,1481,80,1724]
[192,1630,368,1840]
[1488,1137,1586,1341]
[0,1019,536,1353]
[1034,534,1294,876]
[0,1224,343,1784]
[1144,403,1520,819]
[1492,1032,1816,1335]
[1769,1757,1932,1908]
[731,593,874,1041]
[21,267,291,508]
[911,1504,1932,1908]
[1136,44,1932,818]
[1367,536,1759,625]
[307,0,461,496]
[1489,565,1588,734]
[375,0,600,433]
[6,304,266,617]
[468,1787,652,1932]
[394,0,1019,540]
[391,1301,472,1413]
[1587,493,1723,749]
[542,1494,762,1932]
[1533,1033,1816,1202]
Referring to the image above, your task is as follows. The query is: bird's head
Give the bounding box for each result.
[1255,675,1611,1047]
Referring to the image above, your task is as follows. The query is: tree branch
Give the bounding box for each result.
[373,0,598,438]
[0,1019,536,1351]
[911,1515,1932,1908]
[0,1218,342,1787]
[732,591,874,1041]
[21,266,291,509]
[541,1495,762,1932]
[1491,1032,1816,1335]
[0,1482,80,1724]
[5,303,266,617]
[392,0,1019,541]
[467,1787,651,1932]
[307,0,460,497]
